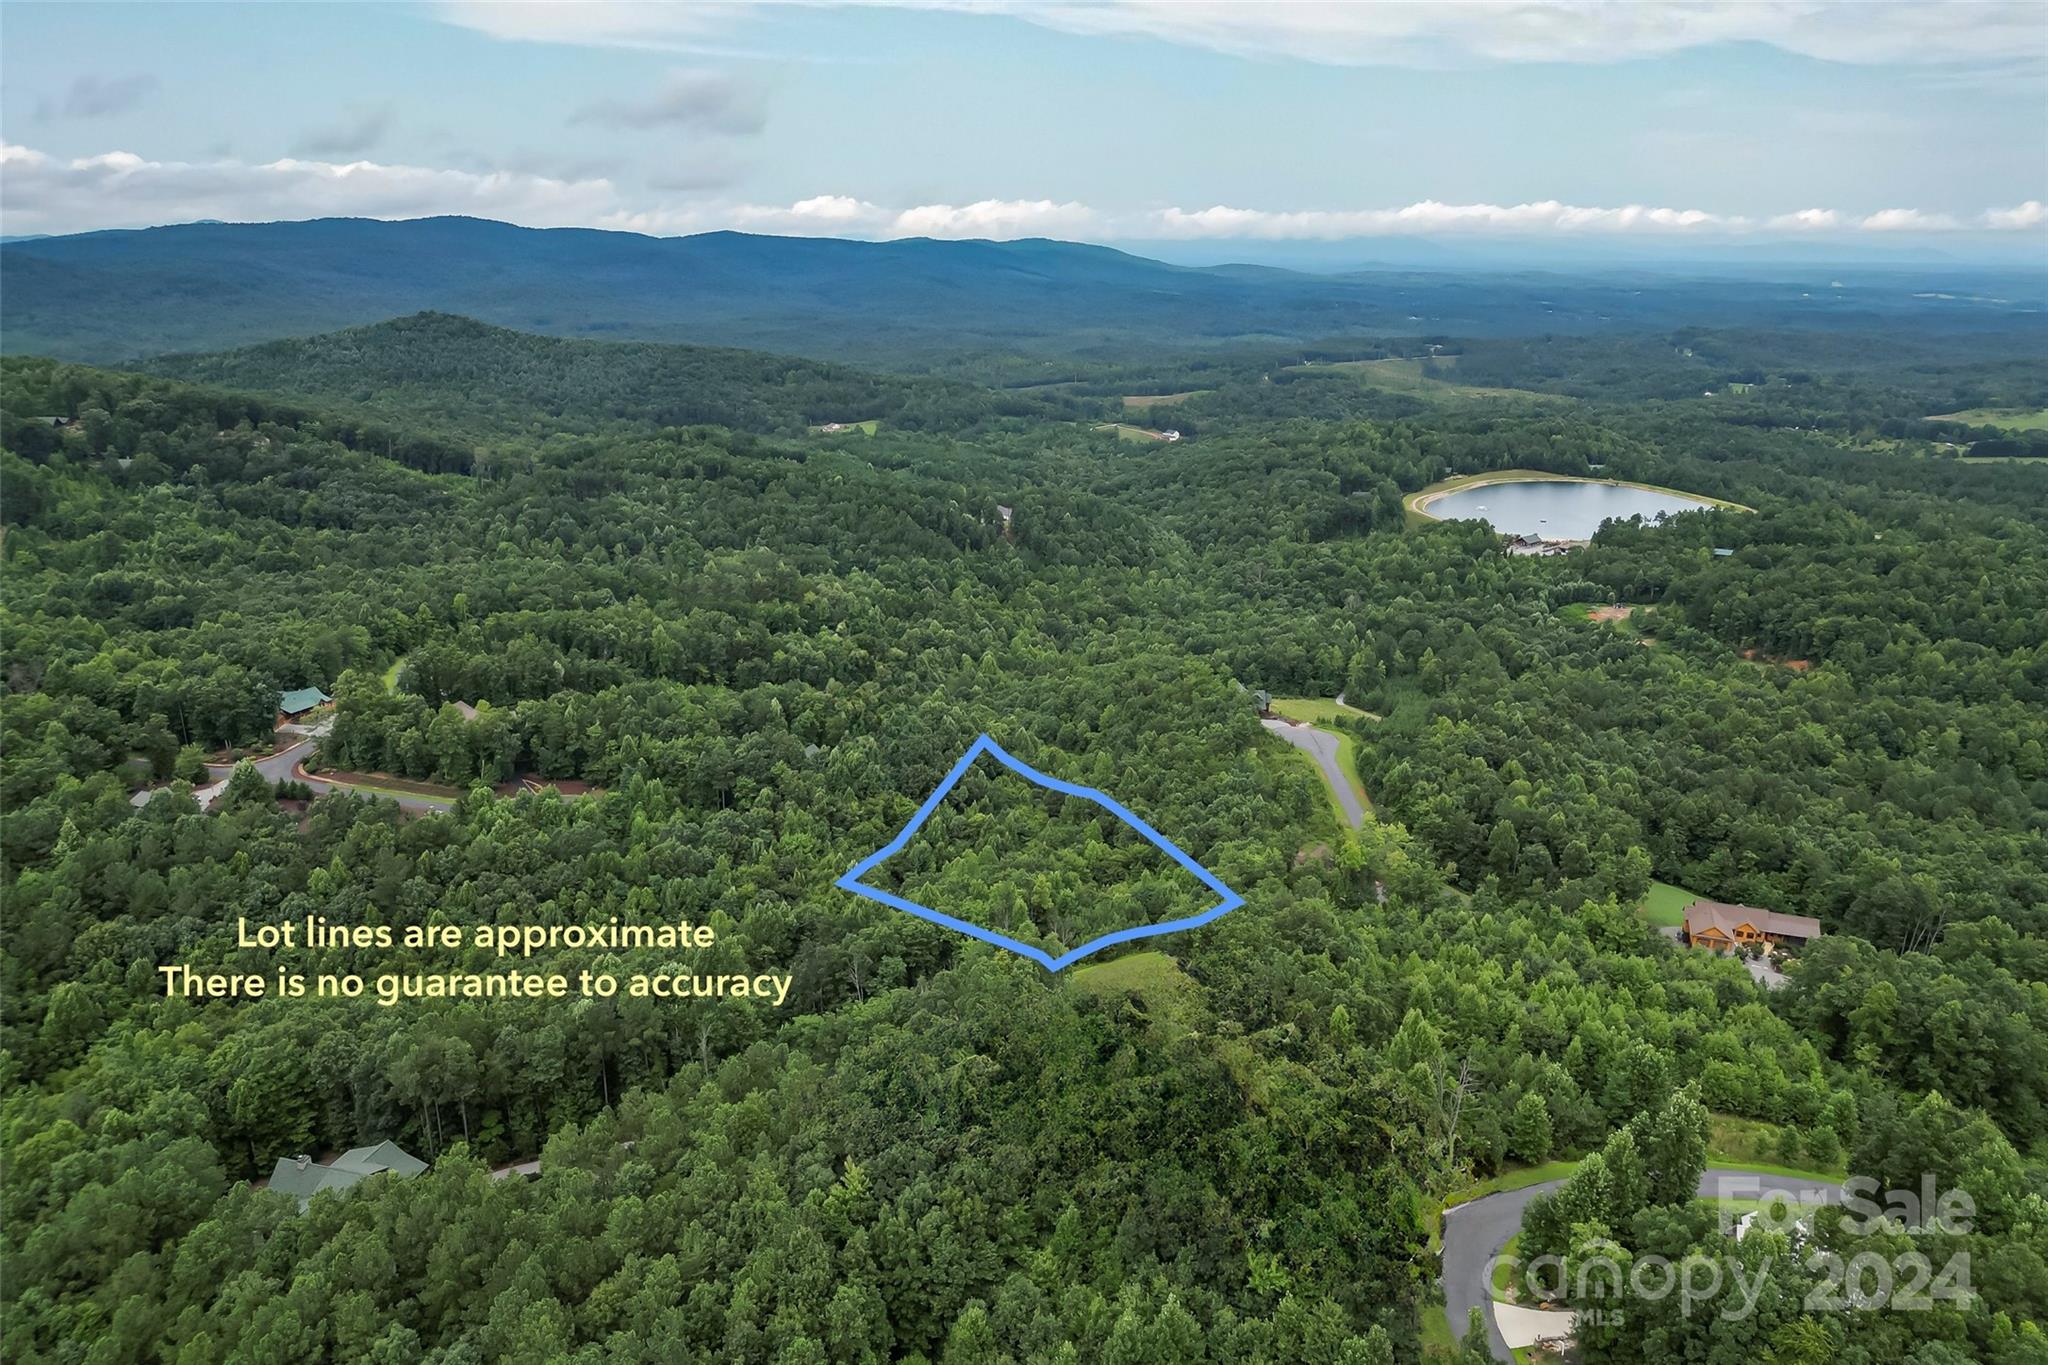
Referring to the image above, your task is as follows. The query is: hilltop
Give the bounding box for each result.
[142,311,1071,440]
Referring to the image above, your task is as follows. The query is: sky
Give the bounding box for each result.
[2,1,2045,259]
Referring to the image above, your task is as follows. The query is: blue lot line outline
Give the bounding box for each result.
[835,734,1246,971]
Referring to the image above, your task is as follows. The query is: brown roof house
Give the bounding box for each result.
[1682,900,1822,954]
[268,1140,426,1209]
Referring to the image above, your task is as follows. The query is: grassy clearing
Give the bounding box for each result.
[309,767,463,803]
[1288,355,1569,405]
[1440,1133,1842,1221]
[1641,879,1701,929]
[1121,390,1208,408]
[1405,470,1754,527]
[1928,407,2048,432]
[1447,1160,1581,1208]
[1094,422,1175,443]
[1268,695,1378,725]
[1070,950,1202,1038]
[381,656,406,691]
[811,419,879,435]
[1706,1114,1847,1179]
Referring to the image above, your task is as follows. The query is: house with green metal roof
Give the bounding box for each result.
[267,1140,425,1209]
[277,686,332,719]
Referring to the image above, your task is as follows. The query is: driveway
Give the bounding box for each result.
[204,740,455,815]
[1261,718,1365,829]
[1441,1167,1843,1361]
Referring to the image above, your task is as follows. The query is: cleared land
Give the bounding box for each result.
[1286,355,1569,405]
[811,419,880,435]
[1121,390,1209,408]
[1094,422,1177,443]
[1268,695,1379,725]
[1070,951,1201,1038]
[1928,407,2048,432]
[1640,878,1702,929]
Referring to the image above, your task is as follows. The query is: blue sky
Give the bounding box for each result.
[3,1,2043,254]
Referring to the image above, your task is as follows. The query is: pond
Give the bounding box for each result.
[1422,479,1720,541]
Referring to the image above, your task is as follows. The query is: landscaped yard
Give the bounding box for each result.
[1640,879,1701,928]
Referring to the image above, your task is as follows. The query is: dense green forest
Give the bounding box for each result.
[3,308,2046,1364]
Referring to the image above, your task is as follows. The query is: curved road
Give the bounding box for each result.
[1261,718,1365,829]
[203,740,455,815]
[1441,1167,1844,1361]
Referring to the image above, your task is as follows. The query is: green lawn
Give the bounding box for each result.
[1640,879,1701,928]
[1070,951,1201,1037]
[381,656,406,691]
[1491,1232,1523,1302]
[1419,1305,1459,1360]
[1266,697,1374,818]
[1928,407,2048,432]
[1268,695,1378,725]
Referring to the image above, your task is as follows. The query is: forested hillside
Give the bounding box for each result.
[144,313,1081,441]
[3,318,2046,1364]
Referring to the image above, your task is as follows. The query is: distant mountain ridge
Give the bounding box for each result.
[5,215,2042,366]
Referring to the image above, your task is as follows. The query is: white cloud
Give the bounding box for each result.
[1,143,2035,242]
[1984,199,2046,229]
[1151,200,1745,238]
[0,144,620,237]
[1766,208,1841,231]
[893,198,1097,238]
[1858,207,1962,231]
[436,0,2048,69]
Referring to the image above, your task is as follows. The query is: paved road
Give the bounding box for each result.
[1441,1167,1844,1361]
[204,740,455,815]
[1261,717,1365,829]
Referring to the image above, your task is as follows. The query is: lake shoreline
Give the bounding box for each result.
[1406,469,1755,525]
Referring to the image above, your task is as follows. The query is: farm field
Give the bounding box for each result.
[1928,407,2048,432]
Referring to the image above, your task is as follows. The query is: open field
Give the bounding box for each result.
[1641,878,1702,928]
[1094,422,1176,442]
[1121,390,1208,408]
[1559,602,1643,624]
[1405,469,1754,527]
[1267,695,1379,725]
[1288,355,1569,405]
[1928,407,2048,432]
[1070,951,1201,1037]
[812,419,879,435]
